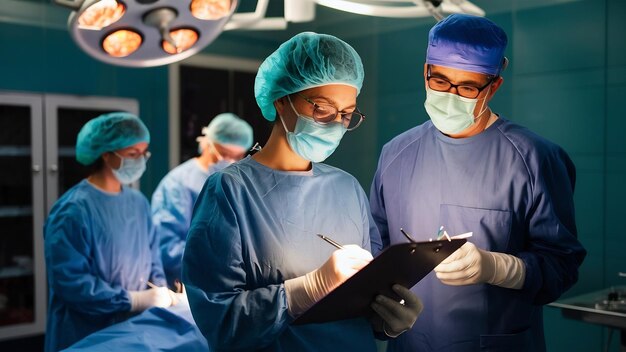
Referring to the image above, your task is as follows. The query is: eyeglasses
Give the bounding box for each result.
[294,93,365,131]
[426,65,494,99]
[114,150,151,161]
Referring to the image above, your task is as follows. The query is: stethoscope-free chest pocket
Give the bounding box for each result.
[439,204,513,252]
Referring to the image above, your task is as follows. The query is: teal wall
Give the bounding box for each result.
[1,0,625,350]
[0,18,170,195]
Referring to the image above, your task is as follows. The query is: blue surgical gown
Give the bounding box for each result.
[151,158,228,286]
[63,297,208,352]
[183,156,383,351]
[44,179,166,352]
[370,118,586,352]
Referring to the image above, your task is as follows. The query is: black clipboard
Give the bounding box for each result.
[292,238,466,325]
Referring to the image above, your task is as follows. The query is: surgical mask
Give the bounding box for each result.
[279,99,347,162]
[112,153,147,184]
[424,86,490,134]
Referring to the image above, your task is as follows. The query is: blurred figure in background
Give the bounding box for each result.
[151,113,253,288]
[44,112,179,352]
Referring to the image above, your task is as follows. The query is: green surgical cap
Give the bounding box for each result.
[254,31,365,121]
[76,112,150,165]
[201,113,254,150]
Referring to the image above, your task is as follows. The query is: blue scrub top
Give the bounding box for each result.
[44,179,166,352]
[151,158,228,286]
[183,156,382,351]
[370,118,586,352]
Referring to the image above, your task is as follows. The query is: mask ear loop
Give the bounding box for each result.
[112,152,125,171]
[208,141,224,161]
[474,84,492,123]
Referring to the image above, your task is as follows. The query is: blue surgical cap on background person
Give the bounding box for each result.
[76,112,150,165]
[200,113,254,150]
[426,14,508,76]
[254,31,365,121]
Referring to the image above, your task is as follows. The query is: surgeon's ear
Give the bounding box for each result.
[102,152,121,170]
[487,76,504,99]
[274,97,286,117]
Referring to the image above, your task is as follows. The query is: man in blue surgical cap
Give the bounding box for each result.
[183,32,422,351]
[151,113,253,288]
[370,14,586,351]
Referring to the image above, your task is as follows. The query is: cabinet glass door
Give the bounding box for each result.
[0,93,45,340]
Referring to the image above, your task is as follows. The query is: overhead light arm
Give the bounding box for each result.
[223,0,287,31]
[414,0,444,21]
[312,0,484,19]
[54,0,85,11]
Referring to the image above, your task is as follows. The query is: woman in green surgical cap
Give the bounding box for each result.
[183,32,423,351]
[44,112,180,352]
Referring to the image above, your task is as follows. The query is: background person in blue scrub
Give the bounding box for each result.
[183,32,422,352]
[151,112,253,289]
[370,14,586,352]
[44,112,179,352]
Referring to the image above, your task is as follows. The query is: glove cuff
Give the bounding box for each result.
[383,322,408,338]
[284,275,315,317]
[488,252,526,289]
[128,290,144,312]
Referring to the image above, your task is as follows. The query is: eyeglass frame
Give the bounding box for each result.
[426,65,495,99]
[292,93,365,131]
[113,150,151,161]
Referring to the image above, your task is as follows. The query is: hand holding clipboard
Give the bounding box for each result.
[292,229,468,325]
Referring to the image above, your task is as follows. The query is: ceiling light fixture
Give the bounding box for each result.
[54,0,484,68]
[313,0,484,18]
[54,0,238,67]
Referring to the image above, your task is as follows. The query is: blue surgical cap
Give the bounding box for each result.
[201,113,254,150]
[254,31,365,121]
[76,112,150,165]
[426,14,508,76]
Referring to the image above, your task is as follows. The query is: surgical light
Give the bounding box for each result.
[191,0,233,20]
[77,0,125,30]
[102,29,142,57]
[162,29,199,54]
[54,0,238,67]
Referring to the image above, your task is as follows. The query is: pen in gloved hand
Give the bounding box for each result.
[317,234,344,249]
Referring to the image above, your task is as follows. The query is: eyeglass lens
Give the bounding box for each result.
[312,105,363,130]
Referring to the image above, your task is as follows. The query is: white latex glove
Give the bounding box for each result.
[129,286,174,312]
[434,242,526,289]
[371,284,423,337]
[285,244,373,316]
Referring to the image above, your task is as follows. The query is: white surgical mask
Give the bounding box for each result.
[424,86,490,134]
[112,153,147,184]
[279,98,347,162]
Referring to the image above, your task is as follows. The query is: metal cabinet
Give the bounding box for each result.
[0,92,138,341]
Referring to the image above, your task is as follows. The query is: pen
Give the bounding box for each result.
[317,234,344,249]
[140,279,159,289]
[400,228,416,243]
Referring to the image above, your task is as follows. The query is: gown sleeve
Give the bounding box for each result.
[145,197,167,287]
[369,150,391,250]
[44,202,132,314]
[182,173,292,351]
[152,179,191,280]
[517,147,587,304]
[355,180,382,256]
